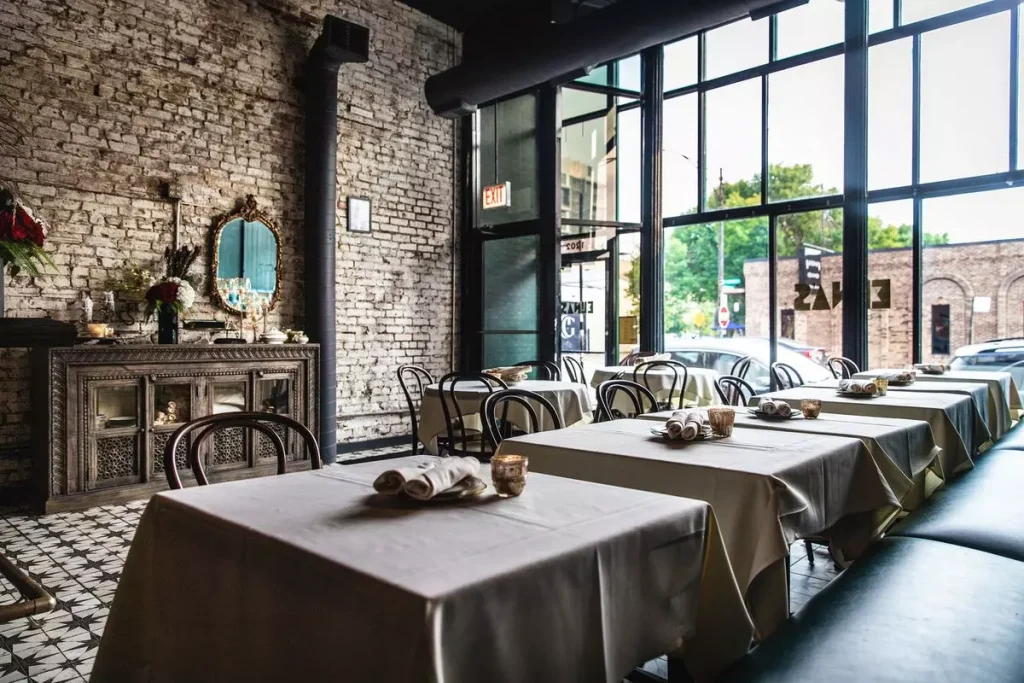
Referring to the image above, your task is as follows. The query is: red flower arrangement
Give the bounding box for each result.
[0,186,53,277]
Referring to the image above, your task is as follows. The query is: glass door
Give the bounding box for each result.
[560,249,613,378]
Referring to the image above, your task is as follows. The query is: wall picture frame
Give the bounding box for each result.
[347,196,372,233]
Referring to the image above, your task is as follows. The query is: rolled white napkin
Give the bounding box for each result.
[373,464,435,495]
[404,456,481,500]
[665,418,685,439]
[757,398,778,415]
[775,401,793,417]
[680,420,700,441]
[666,409,704,441]
[838,379,877,395]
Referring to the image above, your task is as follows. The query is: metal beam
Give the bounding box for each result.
[639,45,665,352]
[537,85,562,363]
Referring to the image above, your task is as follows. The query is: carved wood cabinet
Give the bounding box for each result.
[31,344,319,513]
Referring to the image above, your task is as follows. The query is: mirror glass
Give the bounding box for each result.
[214,215,279,313]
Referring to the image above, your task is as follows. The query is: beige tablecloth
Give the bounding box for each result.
[592,366,721,407]
[757,387,978,477]
[496,420,899,641]
[92,458,752,683]
[856,369,1021,435]
[419,380,592,454]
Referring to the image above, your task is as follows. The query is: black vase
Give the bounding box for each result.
[157,308,179,344]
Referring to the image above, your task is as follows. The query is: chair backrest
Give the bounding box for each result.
[771,362,804,389]
[481,389,563,449]
[562,356,586,384]
[438,372,508,453]
[827,356,860,379]
[397,365,434,452]
[731,355,755,380]
[514,360,561,381]
[165,412,321,490]
[716,375,757,407]
[596,379,658,421]
[632,360,690,410]
[620,351,658,366]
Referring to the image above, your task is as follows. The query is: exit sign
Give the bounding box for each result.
[482,182,511,210]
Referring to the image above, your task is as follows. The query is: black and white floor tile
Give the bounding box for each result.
[0,446,838,683]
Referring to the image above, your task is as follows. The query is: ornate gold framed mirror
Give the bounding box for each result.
[211,195,281,314]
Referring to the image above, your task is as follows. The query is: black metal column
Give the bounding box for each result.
[842,0,870,369]
[639,45,665,352]
[537,85,561,363]
[458,114,482,372]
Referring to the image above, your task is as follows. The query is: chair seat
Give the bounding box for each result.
[888,448,1024,562]
[990,424,1024,451]
[725,536,1024,683]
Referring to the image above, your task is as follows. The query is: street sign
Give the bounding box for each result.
[723,278,741,287]
[717,305,730,329]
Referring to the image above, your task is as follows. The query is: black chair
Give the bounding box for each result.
[633,360,690,411]
[514,360,561,381]
[165,412,321,490]
[620,351,658,366]
[596,379,659,421]
[438,372,508,458]
[827,356,860,379]
[481,389,563,449]
[771,362,804,389]
[398,365,433,455]
[562,356,586,384]
[731,355,756,381]
[716,375,757,407]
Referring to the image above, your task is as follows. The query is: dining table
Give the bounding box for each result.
[418,379,592,454]
[495,419,900,642]
[854,369,1021,436]
[591,365,721,407]
[639,409,945,511]
[91,457,753,683]
[755,386,981,477]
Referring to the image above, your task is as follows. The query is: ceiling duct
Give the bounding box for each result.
[425,0,804,117]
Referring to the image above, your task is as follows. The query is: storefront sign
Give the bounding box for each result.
[482,182,511,210]
[561,236,598,253]
[798,246,824,288]
[560,301,595,315]
[794,279,891,310]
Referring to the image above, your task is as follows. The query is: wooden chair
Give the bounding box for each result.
[397,365,433,456]
[438,372,508,459]
[514,360,561,381]
[596,379,659,421]
[633,360,690,411]
[716,375,757,406]
[481,389,563,449]
[620,350,658,366]
[165,412,321,490]
[562,356,586,384]
[771,362,804,389]
[827,356,860,379]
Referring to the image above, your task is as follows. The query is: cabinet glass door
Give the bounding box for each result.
[91,383,141,488]
[150,380,197,481]
[209,380,250,468]
[255,376,294,463]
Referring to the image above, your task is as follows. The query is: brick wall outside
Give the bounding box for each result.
[744,239,1024,368]
[0,0,459,488]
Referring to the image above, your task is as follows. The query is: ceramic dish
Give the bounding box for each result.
[836,390,877,399]
[649,427,724,441]
[421,476,487,502]
[746,408,801,420]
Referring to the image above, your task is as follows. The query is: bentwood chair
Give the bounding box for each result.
[0,553,56,624]
[482,389,563,449]
[164,413,321,490]
[438,372,508,459]
[771,362,805,389]
[398,365,433,455]
[514,360,562,381]
[620,351,658,366]
[716,375,757,407]
[633,360,690,411]
[596,379,659,422]
[731,355,756,381]
[562,356,586,384]
[827,356,860,379]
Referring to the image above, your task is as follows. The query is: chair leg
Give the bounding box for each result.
[804,539,814,565]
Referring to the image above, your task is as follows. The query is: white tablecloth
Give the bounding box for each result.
[419,380,592,454]
[496,420,898,641]
[591,366,721,407]
[759,387,979,477]
[92,458,751,683]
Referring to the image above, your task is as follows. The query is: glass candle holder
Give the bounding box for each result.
[873,377,889,396]
[707,407,736,437]
[800,399,822,419]
[491,454,528,497]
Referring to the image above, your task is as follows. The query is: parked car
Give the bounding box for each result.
[950,338,1024,388]
[777,338,828,365]
[662,336,832,394]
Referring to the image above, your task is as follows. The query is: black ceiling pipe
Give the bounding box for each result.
[425,0,801,117]
[304,16,369,463]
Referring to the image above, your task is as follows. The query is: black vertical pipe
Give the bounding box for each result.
[639,45,665,352]
[842,0,869,369]
[459,114,482,372]
[769,214,779,390]
[537,85,561,363]
[912,197,923,364]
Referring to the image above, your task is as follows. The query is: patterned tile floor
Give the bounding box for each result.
[0,445,839,683]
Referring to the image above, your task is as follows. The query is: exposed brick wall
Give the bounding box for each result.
[744,239,1024,368]
[0,0,459,487]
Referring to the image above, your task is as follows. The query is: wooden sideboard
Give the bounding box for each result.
[30,344,319,513]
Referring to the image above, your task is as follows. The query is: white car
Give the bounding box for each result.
[950,338,1024,388]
